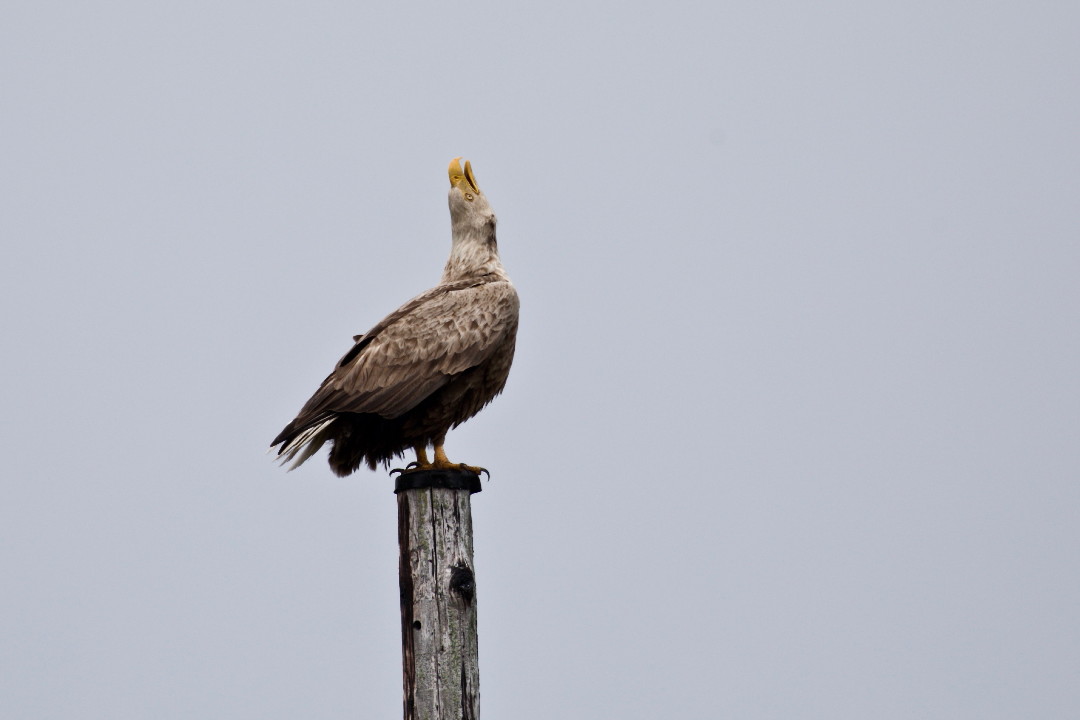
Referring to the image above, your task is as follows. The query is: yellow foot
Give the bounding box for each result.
[431,445,488,477]
[390,445,488,477]
[443,462,488,477]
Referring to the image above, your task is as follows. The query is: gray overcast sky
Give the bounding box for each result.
[3,2,1078,718]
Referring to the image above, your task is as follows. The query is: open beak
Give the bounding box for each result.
[448,157,480,194]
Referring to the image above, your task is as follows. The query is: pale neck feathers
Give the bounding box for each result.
[440,217,509,284]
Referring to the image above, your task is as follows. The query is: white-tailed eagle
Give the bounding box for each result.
[271,159,519,476]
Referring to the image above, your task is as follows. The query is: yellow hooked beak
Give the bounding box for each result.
[448,157,480,195]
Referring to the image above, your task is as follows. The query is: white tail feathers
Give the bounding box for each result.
[274,417,336,471]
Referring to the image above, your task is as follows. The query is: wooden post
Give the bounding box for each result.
[396,470,482,720]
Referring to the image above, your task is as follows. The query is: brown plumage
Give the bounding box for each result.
[271,159,519,476]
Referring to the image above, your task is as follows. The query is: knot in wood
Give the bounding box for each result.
[449,565,475,605]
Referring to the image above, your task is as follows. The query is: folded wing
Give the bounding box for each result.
[277,279,518,442]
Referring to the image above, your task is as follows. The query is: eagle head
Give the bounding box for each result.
[448,157,495,231]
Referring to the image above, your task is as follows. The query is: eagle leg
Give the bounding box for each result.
[392,445,433,475]
[410,445,430,468]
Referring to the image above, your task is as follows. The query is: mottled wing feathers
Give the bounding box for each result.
[288,278,518,428]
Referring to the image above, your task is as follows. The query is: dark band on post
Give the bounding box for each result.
[394,469,483,494]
